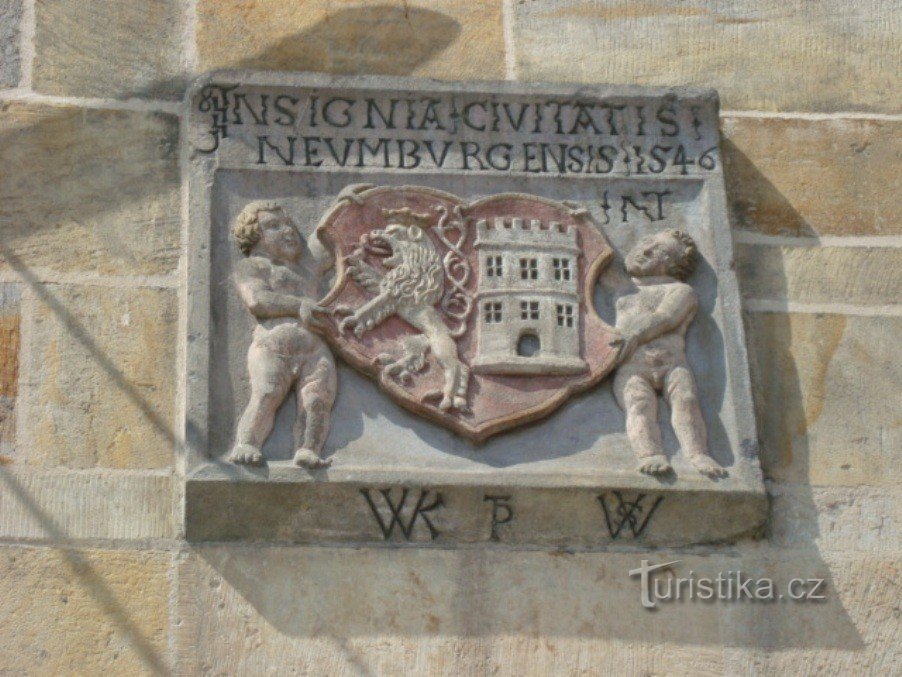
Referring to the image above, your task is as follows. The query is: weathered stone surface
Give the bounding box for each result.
[184,72,765,547]
[0,470,173,541]
[747,313,901,485]
[0,545,170,675]
[737,245,902,306]
[512,0,901,113]
[17,285,177,469]
[0,284,20,453]
[769,484,900,553]
[32,0,184,99]
[0,0,22,88]
[0,102,180,276]
[175,546,728,674]
[177,545,901,672]
[186,475,765,547]
[723,552,901,673]
[197,0,505,80]
[723,117,901,237]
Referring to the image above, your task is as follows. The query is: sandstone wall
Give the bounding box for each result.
[0,1,899,674]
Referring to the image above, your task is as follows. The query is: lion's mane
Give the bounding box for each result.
[382,237,444,307]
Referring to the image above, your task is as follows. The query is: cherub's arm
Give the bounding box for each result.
[308,229,334,276]
[620,284,697,342]
[614,284,697,362]
[235,260,304,320]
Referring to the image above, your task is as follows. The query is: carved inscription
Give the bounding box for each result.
[194,85,719,177]
[597,492,664,539]
[183,73,769,551]
[483,495,514,542]
[355,489,669,543]
[599,189,672,225]
[360,488,445,540]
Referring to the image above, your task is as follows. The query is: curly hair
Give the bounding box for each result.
[383,234,444,307]
[232,200,284,256]
[665,229,699,281]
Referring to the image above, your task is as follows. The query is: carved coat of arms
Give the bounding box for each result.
[315,184,619,441]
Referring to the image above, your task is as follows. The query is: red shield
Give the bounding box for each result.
[316,184,618,441]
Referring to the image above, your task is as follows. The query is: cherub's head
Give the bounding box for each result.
[233,201,304,263]
[624,229,698,280]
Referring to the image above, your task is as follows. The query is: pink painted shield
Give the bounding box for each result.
[315,184,618,441]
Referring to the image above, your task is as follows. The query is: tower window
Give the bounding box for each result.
[553,258,572,281]
[485,255,503,277]
[556,303,574,327]
[484,301,502,323]
[520,300,539,320]
[520,258,538,280]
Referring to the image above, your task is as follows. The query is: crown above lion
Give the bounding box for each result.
[381,207,433,229]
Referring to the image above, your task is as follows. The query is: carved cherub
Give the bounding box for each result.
[612,229,727,478]
[229,201,337,469]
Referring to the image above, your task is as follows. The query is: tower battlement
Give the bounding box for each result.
[475,218,579,250]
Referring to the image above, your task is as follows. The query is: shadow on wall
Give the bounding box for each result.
[230,6,462,76]
[188,540,864,652]
[0,2,867,665]
[0,6,463,267]
[0,467,169,673]
[722,139,818,237]
[0,6,462,672]
[183,127,862,654]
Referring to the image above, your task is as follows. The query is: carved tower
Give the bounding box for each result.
[472,217,587,375]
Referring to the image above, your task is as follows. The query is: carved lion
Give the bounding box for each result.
[335,222,469,412]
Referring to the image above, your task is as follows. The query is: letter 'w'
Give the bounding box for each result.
[360,488,444,540]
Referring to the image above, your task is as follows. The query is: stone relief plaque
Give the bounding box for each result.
[184,71,766,547]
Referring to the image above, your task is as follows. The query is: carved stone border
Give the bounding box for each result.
[182,71,767,547]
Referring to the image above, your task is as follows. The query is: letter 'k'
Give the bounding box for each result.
[360,488,444,540]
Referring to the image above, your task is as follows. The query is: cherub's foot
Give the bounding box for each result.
[230,443,264,466]
[293,448,331,469]
[638,455,672,476]
[688,454,728,478]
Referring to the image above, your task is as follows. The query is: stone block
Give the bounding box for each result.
[722,551,900,673]
[768,484,900,554]
[746,313,901,485]
[32,0,184,99]
[0,102,180,276]
[197,0,505,80]
[183,72,766,547]
[0,0,22,88]
[0,284,20,453]
[0,545,170,674]
[723,116,901,237]
[0,469,173,541]
[16,285,177,469]
[176,545,902,672]
[736,245,902,306]
[511,0,901,113]
[175,546,728,674]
